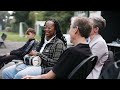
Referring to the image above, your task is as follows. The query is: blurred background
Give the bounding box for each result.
[0,11,101,42]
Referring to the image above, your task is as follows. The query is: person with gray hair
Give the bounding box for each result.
[22,16,93,79]
[86,16,108,79]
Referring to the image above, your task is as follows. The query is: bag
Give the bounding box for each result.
[23,54,41,66]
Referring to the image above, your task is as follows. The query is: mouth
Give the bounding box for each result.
[45,32,49,35]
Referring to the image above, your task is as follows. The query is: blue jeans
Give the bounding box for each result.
[2,63,42,79]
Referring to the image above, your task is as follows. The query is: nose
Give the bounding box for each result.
[44,27,49,31]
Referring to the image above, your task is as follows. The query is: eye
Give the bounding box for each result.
[44,26,46,29]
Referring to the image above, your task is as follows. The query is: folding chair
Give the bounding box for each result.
[0,33,7,48]
[68,55,98,79]
[99,60,120,79]
[100,51,114,75]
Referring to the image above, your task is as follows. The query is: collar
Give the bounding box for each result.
[28,38,35,41]
[44,35,57,44]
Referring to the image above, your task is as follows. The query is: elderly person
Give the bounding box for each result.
[87,16,108,79]
[23,16,93,79]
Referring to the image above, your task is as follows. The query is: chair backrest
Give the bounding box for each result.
[1,33,7,41]
[68,55,98,79]
[100,51,114,74]
[99,59,120,79]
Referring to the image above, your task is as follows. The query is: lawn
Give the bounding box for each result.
[0,32,41,42]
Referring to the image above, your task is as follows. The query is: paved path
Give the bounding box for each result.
[0,41,25,55]
[0,41,25,79]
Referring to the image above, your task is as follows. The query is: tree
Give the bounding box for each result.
[0,11,10,30]
[12,11,30,23]
[27,11,35,28]
[11,11,74,33]
[11,11,34,32]
[33,11,74,33]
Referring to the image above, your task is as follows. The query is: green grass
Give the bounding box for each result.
[0,32,41,42]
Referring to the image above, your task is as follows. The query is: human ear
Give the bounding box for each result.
[74,26,79,34]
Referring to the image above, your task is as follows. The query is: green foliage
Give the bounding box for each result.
[27,12,35,28]
[43,11,74,33]
[10,11,74,34]
[0,11,10,30]
[34,11,74,33]
[12,11,30,23]
[11,11,35,33]
[11,23,19,32]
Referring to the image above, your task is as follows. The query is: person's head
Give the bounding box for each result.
[39,19,67,47]
[89,16,106,36]
[44,20,56,40]
[69,16,92,44]
[25,28,36,39]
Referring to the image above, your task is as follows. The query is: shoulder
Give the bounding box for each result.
[60,47,73,56]
[72,44,91,54]
[66,46,79,54]
[27,39,35,43]
[29,39,36,44]
[34,39,39,44]
[54,37,64,44]
[94,38,107,47]
[90,35,107,46]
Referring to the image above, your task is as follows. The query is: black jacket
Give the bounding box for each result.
[10,39,37,58]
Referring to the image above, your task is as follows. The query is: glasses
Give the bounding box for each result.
[44,26,54,30]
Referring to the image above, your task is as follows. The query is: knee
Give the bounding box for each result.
[14,72,27,79]
[2,65,16,79]
[2,68,10,79]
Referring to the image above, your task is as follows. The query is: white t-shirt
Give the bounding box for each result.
[39,35,56,53]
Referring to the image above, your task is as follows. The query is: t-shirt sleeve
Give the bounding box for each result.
[52,48,76,78]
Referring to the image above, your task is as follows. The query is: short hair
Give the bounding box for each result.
[89,16,106,34]
[71,16,92,38]
[25,28,36,35]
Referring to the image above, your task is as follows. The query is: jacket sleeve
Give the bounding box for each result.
[10,40,30,56]
[10,50,23,56]
[21,40,36,57]
[10,40,34,57]
[16,41,29,51]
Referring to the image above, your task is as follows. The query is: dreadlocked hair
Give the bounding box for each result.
[36,19,67,52]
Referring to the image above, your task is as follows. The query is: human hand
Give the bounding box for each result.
[22,75,41,79]
[29,50,38,56]
[29,51,33,56]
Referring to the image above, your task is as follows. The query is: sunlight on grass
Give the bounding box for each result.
[0,32,41,42]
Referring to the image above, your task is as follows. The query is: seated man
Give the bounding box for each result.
[23,16,93,79]
[86,16,108,79]
[0,28,37,69]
